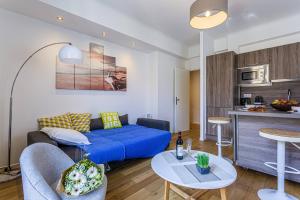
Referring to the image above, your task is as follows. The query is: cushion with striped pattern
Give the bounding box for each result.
[38,114,72,129]
[69,113,92,133]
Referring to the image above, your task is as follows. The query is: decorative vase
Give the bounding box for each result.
[196,165,210,175]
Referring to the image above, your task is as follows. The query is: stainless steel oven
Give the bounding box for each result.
[237,64,271,87]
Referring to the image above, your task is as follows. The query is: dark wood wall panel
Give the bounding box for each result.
[237,42,300,80]
[206,52,236,138]
[207,53,235,107]
[240,81,300,105]
[237,42,300,106]
[270,42,300,80]
[237,49,269,68]
[237,116,300,183]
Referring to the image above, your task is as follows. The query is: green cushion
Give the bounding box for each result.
[57,159,104,197]
[100,112,122,129]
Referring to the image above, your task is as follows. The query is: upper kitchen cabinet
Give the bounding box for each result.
[237,49,269,68]
[270,42,300,80]
[206,51,236,108]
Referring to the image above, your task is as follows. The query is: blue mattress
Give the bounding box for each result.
[80,125,171,164]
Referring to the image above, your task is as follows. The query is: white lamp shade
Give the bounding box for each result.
[58,45,82,64]
[190,0,228,29]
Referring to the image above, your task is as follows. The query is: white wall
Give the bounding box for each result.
[146,51,187,133]
[156,52,185,132]
[214,13,300,53]
[186,44,200,71]
[0,9,155,167]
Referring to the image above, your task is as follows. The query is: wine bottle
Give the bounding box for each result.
[176,132,184,160]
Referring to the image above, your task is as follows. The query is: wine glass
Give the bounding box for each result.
[186,138,192,154]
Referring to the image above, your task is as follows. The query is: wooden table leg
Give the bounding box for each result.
[164,181,170,200]
[220,188,227,200]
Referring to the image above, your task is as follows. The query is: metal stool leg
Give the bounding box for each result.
[278,141,285,194]
[217,124,222,159]
[258,141,298,200]
[216,124,233,164]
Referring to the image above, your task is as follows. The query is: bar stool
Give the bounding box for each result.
[258,128,300,200]
[208,117,232,163]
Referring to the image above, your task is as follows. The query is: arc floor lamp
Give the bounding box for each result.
[0,42,82,183]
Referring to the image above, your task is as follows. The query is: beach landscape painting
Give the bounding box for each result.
[75,50,91,90]
[56,42,127,91]
[90,43,104,90]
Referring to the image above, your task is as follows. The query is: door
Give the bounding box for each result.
[174,68,190,133]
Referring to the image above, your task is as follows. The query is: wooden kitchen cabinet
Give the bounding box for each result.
[237,53,246,68]
[269,42,300,80]
[206,51,236,138]
[206,52,235,108]
[237,49,269,68]
[237,42,300,80]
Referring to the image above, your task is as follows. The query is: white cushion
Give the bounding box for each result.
[41,127,91,146]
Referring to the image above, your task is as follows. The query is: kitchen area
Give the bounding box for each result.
[206,42,300,183]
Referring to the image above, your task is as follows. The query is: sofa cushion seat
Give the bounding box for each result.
[81,136,125,164]
[81,125,171,164]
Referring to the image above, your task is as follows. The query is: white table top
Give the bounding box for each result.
[151,150,237,190]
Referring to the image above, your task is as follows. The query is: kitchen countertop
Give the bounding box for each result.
[228,109,300,119]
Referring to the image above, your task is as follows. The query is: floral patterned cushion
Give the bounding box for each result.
[56,159,104,197]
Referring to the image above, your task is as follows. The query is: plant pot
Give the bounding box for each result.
[196,165,210,175]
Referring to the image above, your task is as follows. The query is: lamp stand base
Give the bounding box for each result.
[0,169,21,183]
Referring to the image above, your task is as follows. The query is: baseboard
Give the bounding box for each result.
[0,163,20,173]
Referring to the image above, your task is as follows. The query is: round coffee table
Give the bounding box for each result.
[151,150,237,200]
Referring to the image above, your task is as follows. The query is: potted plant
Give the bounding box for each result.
[196,153,210,174]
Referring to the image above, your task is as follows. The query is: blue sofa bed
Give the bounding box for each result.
[27,117,171,165]
[82,124,171,164]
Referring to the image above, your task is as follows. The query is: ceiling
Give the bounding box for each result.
[1,0,300,57]
[100,0,300,45]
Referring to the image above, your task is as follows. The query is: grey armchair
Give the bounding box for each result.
[20,143,107,200]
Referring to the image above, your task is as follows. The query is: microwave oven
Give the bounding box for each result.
[237,64,271,87]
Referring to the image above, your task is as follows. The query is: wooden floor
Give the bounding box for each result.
[1,128,300,200]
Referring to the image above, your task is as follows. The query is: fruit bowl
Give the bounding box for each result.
[271,104,293,112]
[271,99,299,112]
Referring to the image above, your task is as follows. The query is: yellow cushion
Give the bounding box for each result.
[100,112,122,129]
[68,113,92,133]
[38,114,72,129]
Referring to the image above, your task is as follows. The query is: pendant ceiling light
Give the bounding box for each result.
[190,0,228,29]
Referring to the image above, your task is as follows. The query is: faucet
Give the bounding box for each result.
[288,89,291,101]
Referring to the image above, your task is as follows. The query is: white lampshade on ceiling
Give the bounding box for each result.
[190,0,228,29]
[59,45,83,64]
